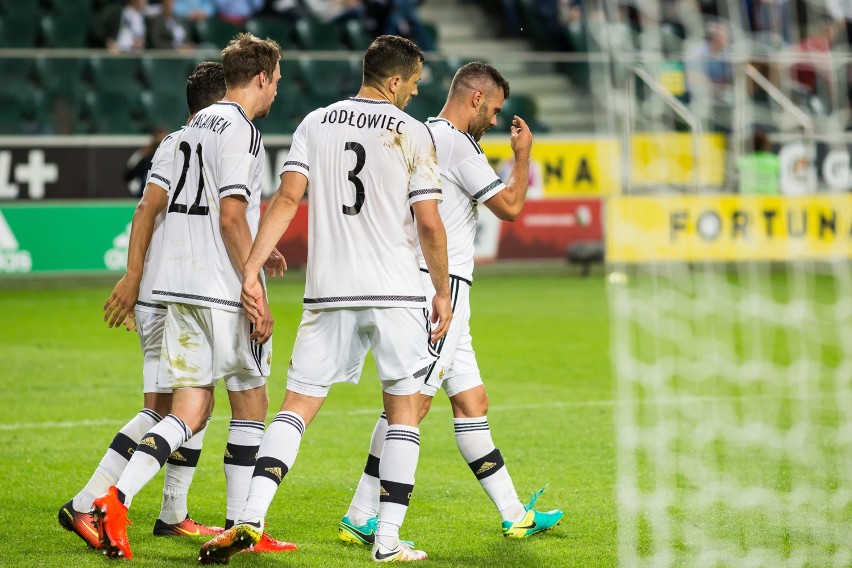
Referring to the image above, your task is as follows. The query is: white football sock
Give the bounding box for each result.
[223,419,264,528]
[73,409,162,512]
[116,414,192,508]
[240,411,305,524]
[454,417,525,522]
[375,425,420,549]
[346,412,387,525]
[160,420,208,524]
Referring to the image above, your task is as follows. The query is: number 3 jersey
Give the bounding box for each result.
[282,97,442,309]
[152,102,266,312]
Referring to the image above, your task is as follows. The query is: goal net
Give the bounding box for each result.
[589,0,852,565]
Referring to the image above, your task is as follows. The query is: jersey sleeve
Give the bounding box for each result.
[145,133,177,193]
[219,124,260,200]
[281,115,310,178]
[451,153,505,203]
[407,122,442,206]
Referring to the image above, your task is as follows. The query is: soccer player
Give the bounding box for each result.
[198,35,452,564]
[89,33,291,561]
[338,62,564,546]
[59,61,229,550]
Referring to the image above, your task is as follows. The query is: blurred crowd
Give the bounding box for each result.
[92,0,432,52]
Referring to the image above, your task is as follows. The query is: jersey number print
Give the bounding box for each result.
[342,141,366,216]
[168,141,210,216]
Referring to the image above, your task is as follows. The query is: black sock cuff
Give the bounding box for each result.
[379,479,414,506]
[167,446,202,467]
[116,488,128,505]
[140,408,163,422]
[136,433,172,467]
[224,443,258,467]
[109,432,138,462]
[468,448,505,480]
[364,453,380,478]
[253,456,289,486]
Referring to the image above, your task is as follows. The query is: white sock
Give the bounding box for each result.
[160,420,208,524]
[346,412,387,525]
[73,409,162,512]
[240,411,306,524]
[375,425,420,549]
[116,414,192,508]
[223,419,264,528]
[454,417,525,522]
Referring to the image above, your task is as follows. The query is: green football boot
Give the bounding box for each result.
[502,487,564,539]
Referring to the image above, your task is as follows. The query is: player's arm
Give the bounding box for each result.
[413,199,453,342]
[103,183,167,328]
[241,171,308,333]
[483,115,532,221]
[261,191,287,278]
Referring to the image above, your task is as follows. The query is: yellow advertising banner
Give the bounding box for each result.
[630,132,727,186]
[480,139,622,197]
[607,194,852,262]
[480,134,727,197]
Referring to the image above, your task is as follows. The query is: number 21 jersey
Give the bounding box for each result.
[152,102,265,312]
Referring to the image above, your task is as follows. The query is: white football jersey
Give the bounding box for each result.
[283,97,442,309]
[135,129,180,314]
[418,118,505,282]
[152,102,265,312]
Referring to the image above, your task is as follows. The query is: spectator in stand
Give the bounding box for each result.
[147,0,195,49]
[685,22,733,131]
[215,0,264,25]
[745,0,793,44]
[303,0,366,25]
[827,0,851,44]
[267,0,307,20]
[791,20,839,113]
[110,0,150,52]
[174,0,215,22]
[737,129,780,194]
[383,0,434,51]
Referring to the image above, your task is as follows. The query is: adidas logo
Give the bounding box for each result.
[379,486,390,497]
[169,451,187,462]
[224,448,233,459]
[476,462,497,475]
[141,436,158,450]
[265,466,283,481]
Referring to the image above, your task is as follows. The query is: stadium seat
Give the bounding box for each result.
[404,93,442,122]
[294,17,346,50]
[141,90,189,131]
[342,19,371,51]
[194,18,243,49]
[142,57,195,95]
[245,17,295,49]
[258,81,305,134]
[85,91,148,134]
[89,56,145,96]
[496,93,543,131]
[41,13,91,48]
[0,7,40,47]
[515,0,554,50]
[0,58,36,93]
[298,58,357,102]
[0,86,47,134]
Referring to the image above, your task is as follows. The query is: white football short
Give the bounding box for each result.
[419,272,483,398]
[286,306,435,397]
[157,303,270,392]
[135,307,170,394]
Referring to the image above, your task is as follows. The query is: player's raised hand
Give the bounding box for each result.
[263,248,287,278]
[510,115,532,156]
[430,293,453,342]
[103,274,141,329]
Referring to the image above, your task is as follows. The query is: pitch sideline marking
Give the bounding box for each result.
[0,395,783,431]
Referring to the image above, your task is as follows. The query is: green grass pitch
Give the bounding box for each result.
[0,267,613,567]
